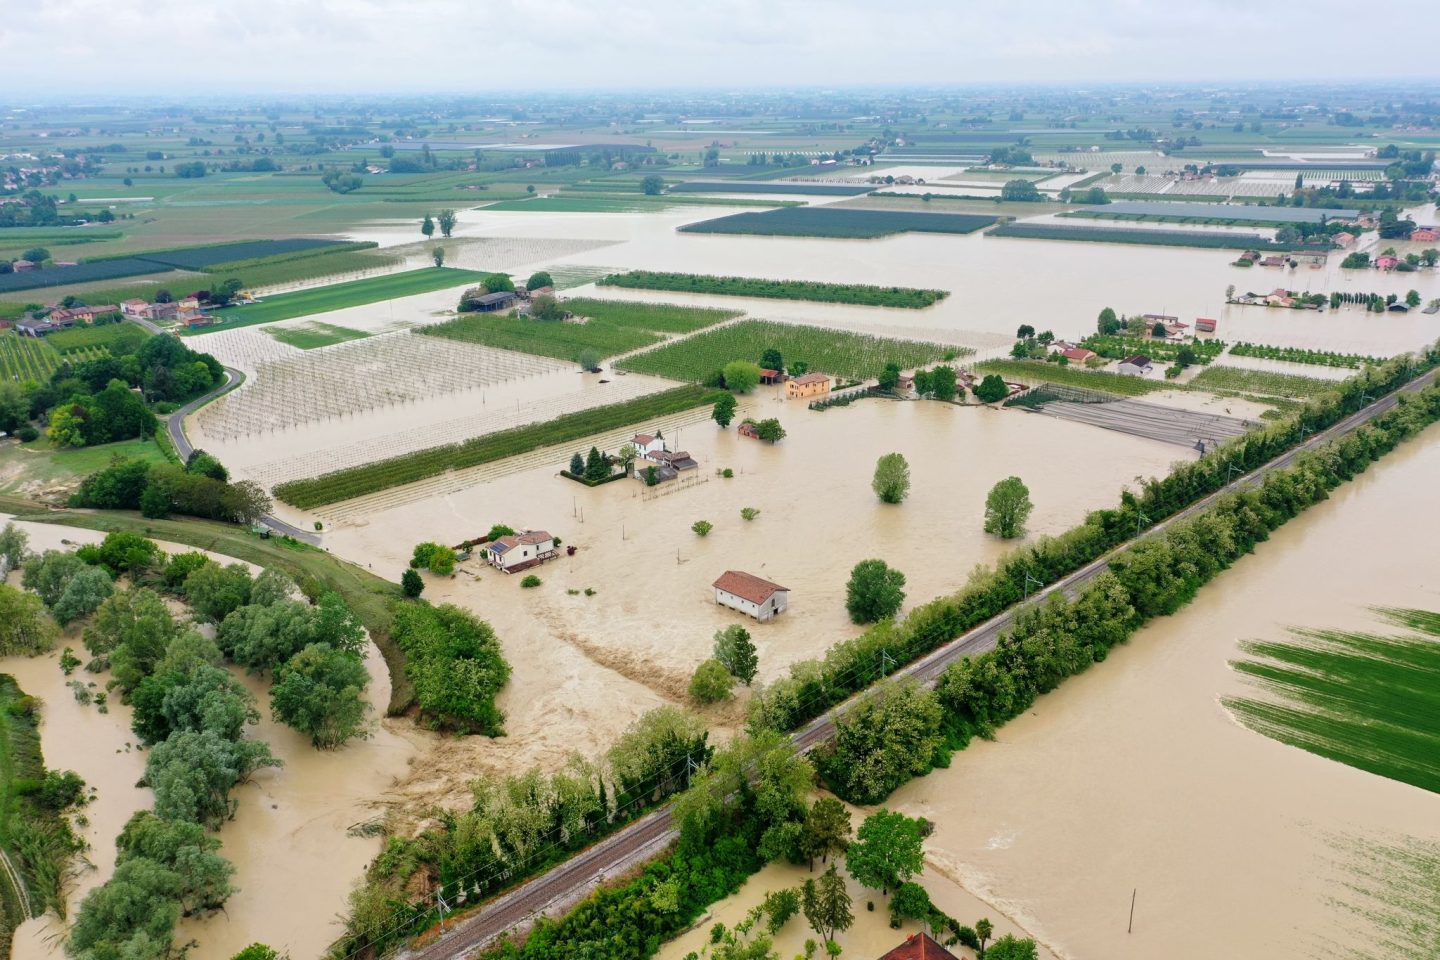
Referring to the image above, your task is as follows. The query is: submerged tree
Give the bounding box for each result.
[871,453,910,504]
[984,476,1033,539]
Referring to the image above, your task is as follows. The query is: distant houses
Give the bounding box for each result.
[712,570,789,621]
[121,296,207,325]
[1411,226,1439,242]
[630,430,699,484]
[1374,255,1401,271]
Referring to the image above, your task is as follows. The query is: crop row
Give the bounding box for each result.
[976,359,1177,396]
[596,270,948,309]
[273,384,721,508]
[667,181,875,196]
[1227,342,1380,369]
[987,222,1335,251]
[678,206,998,239]
[618,320,959,382]
[1080,334,1225,364]
[45,321,152,354]
[0,331,63,381]
[1188,366,1335,399]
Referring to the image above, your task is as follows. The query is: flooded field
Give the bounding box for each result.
[1,518,419,960]
[868,422,1440,960]
[317,393,1186,803]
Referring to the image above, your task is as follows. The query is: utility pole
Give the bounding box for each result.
[1023,572,1043,601]
[1226,461,1243,484]
[1135,510,1150,540]
[437,890,451,934]
[1128,888,1136,934]
[879,649,896,677]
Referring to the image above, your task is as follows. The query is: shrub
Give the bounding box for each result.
[846,560,907,624]
[520,575,542,588]
[871,453,910,504]
[722,360,762,393]
[692,520,714,538]
[741,507,760,521]
[690,659,735,703]
[974,374,1009,403]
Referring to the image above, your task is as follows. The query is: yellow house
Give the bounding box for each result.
[786,372,832,399]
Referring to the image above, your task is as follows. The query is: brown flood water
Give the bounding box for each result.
[0,519,419,960]
[870,423,1440,960]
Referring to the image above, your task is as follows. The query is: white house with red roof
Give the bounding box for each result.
[712,570,789,621]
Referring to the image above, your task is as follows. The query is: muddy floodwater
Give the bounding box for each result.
[1,518,419,960]
[868,423,1440,960]
[318,394,1187,807]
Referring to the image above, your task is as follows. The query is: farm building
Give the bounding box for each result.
[738,421,761,440]
[876,933,961,960]
[471,291,517,312]
[786,372,832,399]
[648,449,698,471]
[1375,255,1401,271]
[1410,227,1438,242]
[10,260,35,272]
[47,304,118,324]
[1060,346,1097,363]
[634,463,679,485]
[1196,317,1218,333]
[1259,255,1286,267]
[631,432,667,457]
[16,316,59,337]
[1332,232,1357,248]
[712,570,789,621]
[896,373,915,391]
[483,530,558,572]
[759,368,783,385]
[1117,355,1153,376]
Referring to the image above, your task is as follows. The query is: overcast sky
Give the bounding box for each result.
[3,0,1436,96]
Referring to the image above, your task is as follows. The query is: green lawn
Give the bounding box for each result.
[266,322,372,350]
[43,320,152,355]
[179,267,488,334]
[0,436,170,496]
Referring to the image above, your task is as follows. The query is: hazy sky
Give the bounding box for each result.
[4,0,1437,95]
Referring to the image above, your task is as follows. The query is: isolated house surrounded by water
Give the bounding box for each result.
[876,933,961,960]
[631,432,666,458]
[712,570,789,621]
[483,530,557,572]
[786,372,832,399]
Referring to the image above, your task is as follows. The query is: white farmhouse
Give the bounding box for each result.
[483,530,557,573]
[631,432,667,458]
[712,570,790,622]
[1117,355,1154,377]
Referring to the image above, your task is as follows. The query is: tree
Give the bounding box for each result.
[889,881,934,926]
[1015,324,1035,339]
[0,522,28,576]
[431,247,446,268]
[52,565,114,626]
[1000,179,1040,201]
[0,585,57,656]
[846,809,927,895]
[712,393,738,428]
[800,797,852,871]
[930,366,957,402]
[606,706,710,806]
[753,418,786,443]
[802,865,853,945]
[577,348,601,372]
[877,362,901,391]
[1151,321,1167,338]
[641,174,664,196]
[428,545,458,576]
[421,214,435,239]
[436,209,457,238]
[1176,346,1198,367]
[183,562,253,622]
[689,658,735,703]
[271,643,371,749]
[760,348,784,370]
[0,382,28,434]
[871,453,911,504]
[713,624,758,685]
[818,682,942,804]
[984,476,1033,539]
[584,446,609,483]
[569,451,585,475]
[530,293,562,320]
[231,946,281,960]
[1110,162,1123,174]
[186,451,228,482]
[481,272,515,293]
[69,858,184,960]
[975,918,994,956]
[146,728,280,827]
[722,361,762,393]
[846,559,906,623]
[400,568,424,598]
[974,374,1009,403]
[223,480,271,526]
[1406,289,1421,308]
[525,271,553,290]
[762,887,801,934]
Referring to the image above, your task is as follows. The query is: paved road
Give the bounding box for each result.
[403,367,1437,960]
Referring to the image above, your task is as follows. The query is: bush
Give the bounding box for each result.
[690,659,735,703]
[722,360,762,393]
[692,520,714,538]
[400,568,424,598]
[520,575,542,588]
[741,507,760,521]
[17,425,38,442]
[974,374,1009,403]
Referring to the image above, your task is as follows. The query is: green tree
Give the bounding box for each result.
[802,864,853,945]
[271,643,371,749]
[722,361,762,393]
[760,348,784,370]
[577,347,601,371]
[1406,289,1421,308]
[713,624,758,685]
[877,362,901,391]
[871,452,911,504]
[845,559,906,624]
[762,886,801,934]
[231,946,281,960]
[68,858,183,960]
[146,729,281,828]
[525,271,553,289]
[0,522,29,576]
[431,247,446,268]
[712,393,738,428]
[436,208,457,238]
[691,520,713,537]
[0,584,57,656]
[800,797,852,871]
[689,658,735,703]
[410,542,442,569]
[819,682,943,804]
[984,476,1033,539]
[641,174,664,196]
[889,881,934,925]
[976,918,994,956]
[400,567,424,598]
[1152,321,1167,338]
[584,445,609,482]
[606,706,710,807]
[974,374,1009,403]
[846,809,927,895]
[481,272,515,293]
[1000,179,1040,201]
[428,545,458,576]
[52,565,114,626]
[754,418,786,443]
[115,809,235,914]
[182,562,253,622]
[569,451,585,475]
[985,935,1039,960]
[930,365,957,401]
[421,214,435,239]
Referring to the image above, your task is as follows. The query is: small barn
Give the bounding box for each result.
[472,291,517,312]
[712,570,789,621]
[1117,355,1153,376]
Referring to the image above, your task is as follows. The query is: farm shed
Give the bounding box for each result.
[1117,355,1153,376]
[1196,318,1217,333]
[472,291,518,312]
[712,570,789,621]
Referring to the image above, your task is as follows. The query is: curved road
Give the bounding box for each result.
[402,365,1438,960]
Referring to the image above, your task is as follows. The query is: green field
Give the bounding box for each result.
[1226,609,1440,795]
[1189,366,1334,398]
[43,320,152,355]
[597,271,948,309]
[0,333,64,382]
[1228,342,1381,369]
[977,359,1178,396]
[1327,835,1440,960]
[619,320,959,382]
[679,207,998,238]
[0,436,170,496]
[180,267,488,333]
[273,384,722,509]
[419,298,738,361]
[265,322,372,350]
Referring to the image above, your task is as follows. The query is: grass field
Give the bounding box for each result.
[1326,834,1440,960]
[419,298,737,361]
[43,320,152,355]
[678,207,998,238]
[273,384,722,509]
[0,436,170,496]
[976,359,1179,396]
[1189,366,1333,399]
[265,322,372,350]
[1225,608,1440,795]
[619,320,958,382]
[180,267,487,334]
[596,271,948,309]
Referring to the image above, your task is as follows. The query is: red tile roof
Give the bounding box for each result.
[791,372,831,386]
[712,570,788,605]
[876,933,962,960]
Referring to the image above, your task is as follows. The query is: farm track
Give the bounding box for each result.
[0,848,33,921]
[402,366,1439,960]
